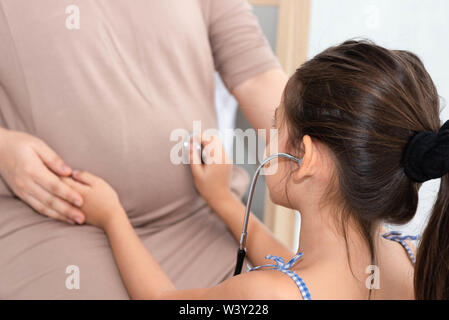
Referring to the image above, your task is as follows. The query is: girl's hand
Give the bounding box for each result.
[61,171,125,229]
[189,134,234,207]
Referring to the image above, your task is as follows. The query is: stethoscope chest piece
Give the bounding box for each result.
[183,133,203,164]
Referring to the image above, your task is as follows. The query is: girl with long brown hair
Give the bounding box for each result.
[60,39,447,299]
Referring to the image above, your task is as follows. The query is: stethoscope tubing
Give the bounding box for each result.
[233,153,302,275]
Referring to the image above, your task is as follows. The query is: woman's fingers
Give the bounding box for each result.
[22,191,76,225]
[32,162,84,208]
[32,139,73,177]
[26,180,85,224]
[0,129,84,224]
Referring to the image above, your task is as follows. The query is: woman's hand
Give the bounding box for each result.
[0,127,85,224]
[61,170,125,229]
[189,134,234,207]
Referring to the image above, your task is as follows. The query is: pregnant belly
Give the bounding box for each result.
[30,101,213,228]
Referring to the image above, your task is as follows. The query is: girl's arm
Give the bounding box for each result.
[103,211,175,299]
[61,171,291,300]
[104,211,295,300]
[189,136,294,267]
[102,210,290,300]
[61,171,175,299]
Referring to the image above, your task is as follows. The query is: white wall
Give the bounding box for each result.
[308,0,449,235]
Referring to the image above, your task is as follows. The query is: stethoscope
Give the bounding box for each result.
[233,152,303,275]
[183,134,303,275]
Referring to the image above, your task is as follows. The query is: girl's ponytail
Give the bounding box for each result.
[415,173,449,299]
[402,120,449,299]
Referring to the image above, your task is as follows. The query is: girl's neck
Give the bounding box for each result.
[296,204,379,265]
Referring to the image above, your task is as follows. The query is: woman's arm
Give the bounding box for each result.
[232,68,288,142]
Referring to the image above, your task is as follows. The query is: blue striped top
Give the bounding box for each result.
[245,230,420,300]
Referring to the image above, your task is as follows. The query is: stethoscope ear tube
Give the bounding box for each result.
[233,248,247,275]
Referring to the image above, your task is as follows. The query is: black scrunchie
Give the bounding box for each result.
[402,120,449,183]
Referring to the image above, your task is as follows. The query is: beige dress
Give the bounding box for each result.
[0,0,280,298]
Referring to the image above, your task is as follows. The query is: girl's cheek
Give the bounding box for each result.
[265,174,278,203]
[265,163,287,205]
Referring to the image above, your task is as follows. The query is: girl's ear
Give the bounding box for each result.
[292,135,318,182]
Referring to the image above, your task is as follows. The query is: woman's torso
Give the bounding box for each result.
[0,0,216,228]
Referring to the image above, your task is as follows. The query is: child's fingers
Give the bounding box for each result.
[61,177,90,194]
[72,170,96,186]
[211,136,227,162]
[202,135,229,164]
[200,134,214,147]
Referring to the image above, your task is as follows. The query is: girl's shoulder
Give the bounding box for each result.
[242,257,352,300]
[239,253,367,300]
[200,265,306,300]
[245,268,307,300]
